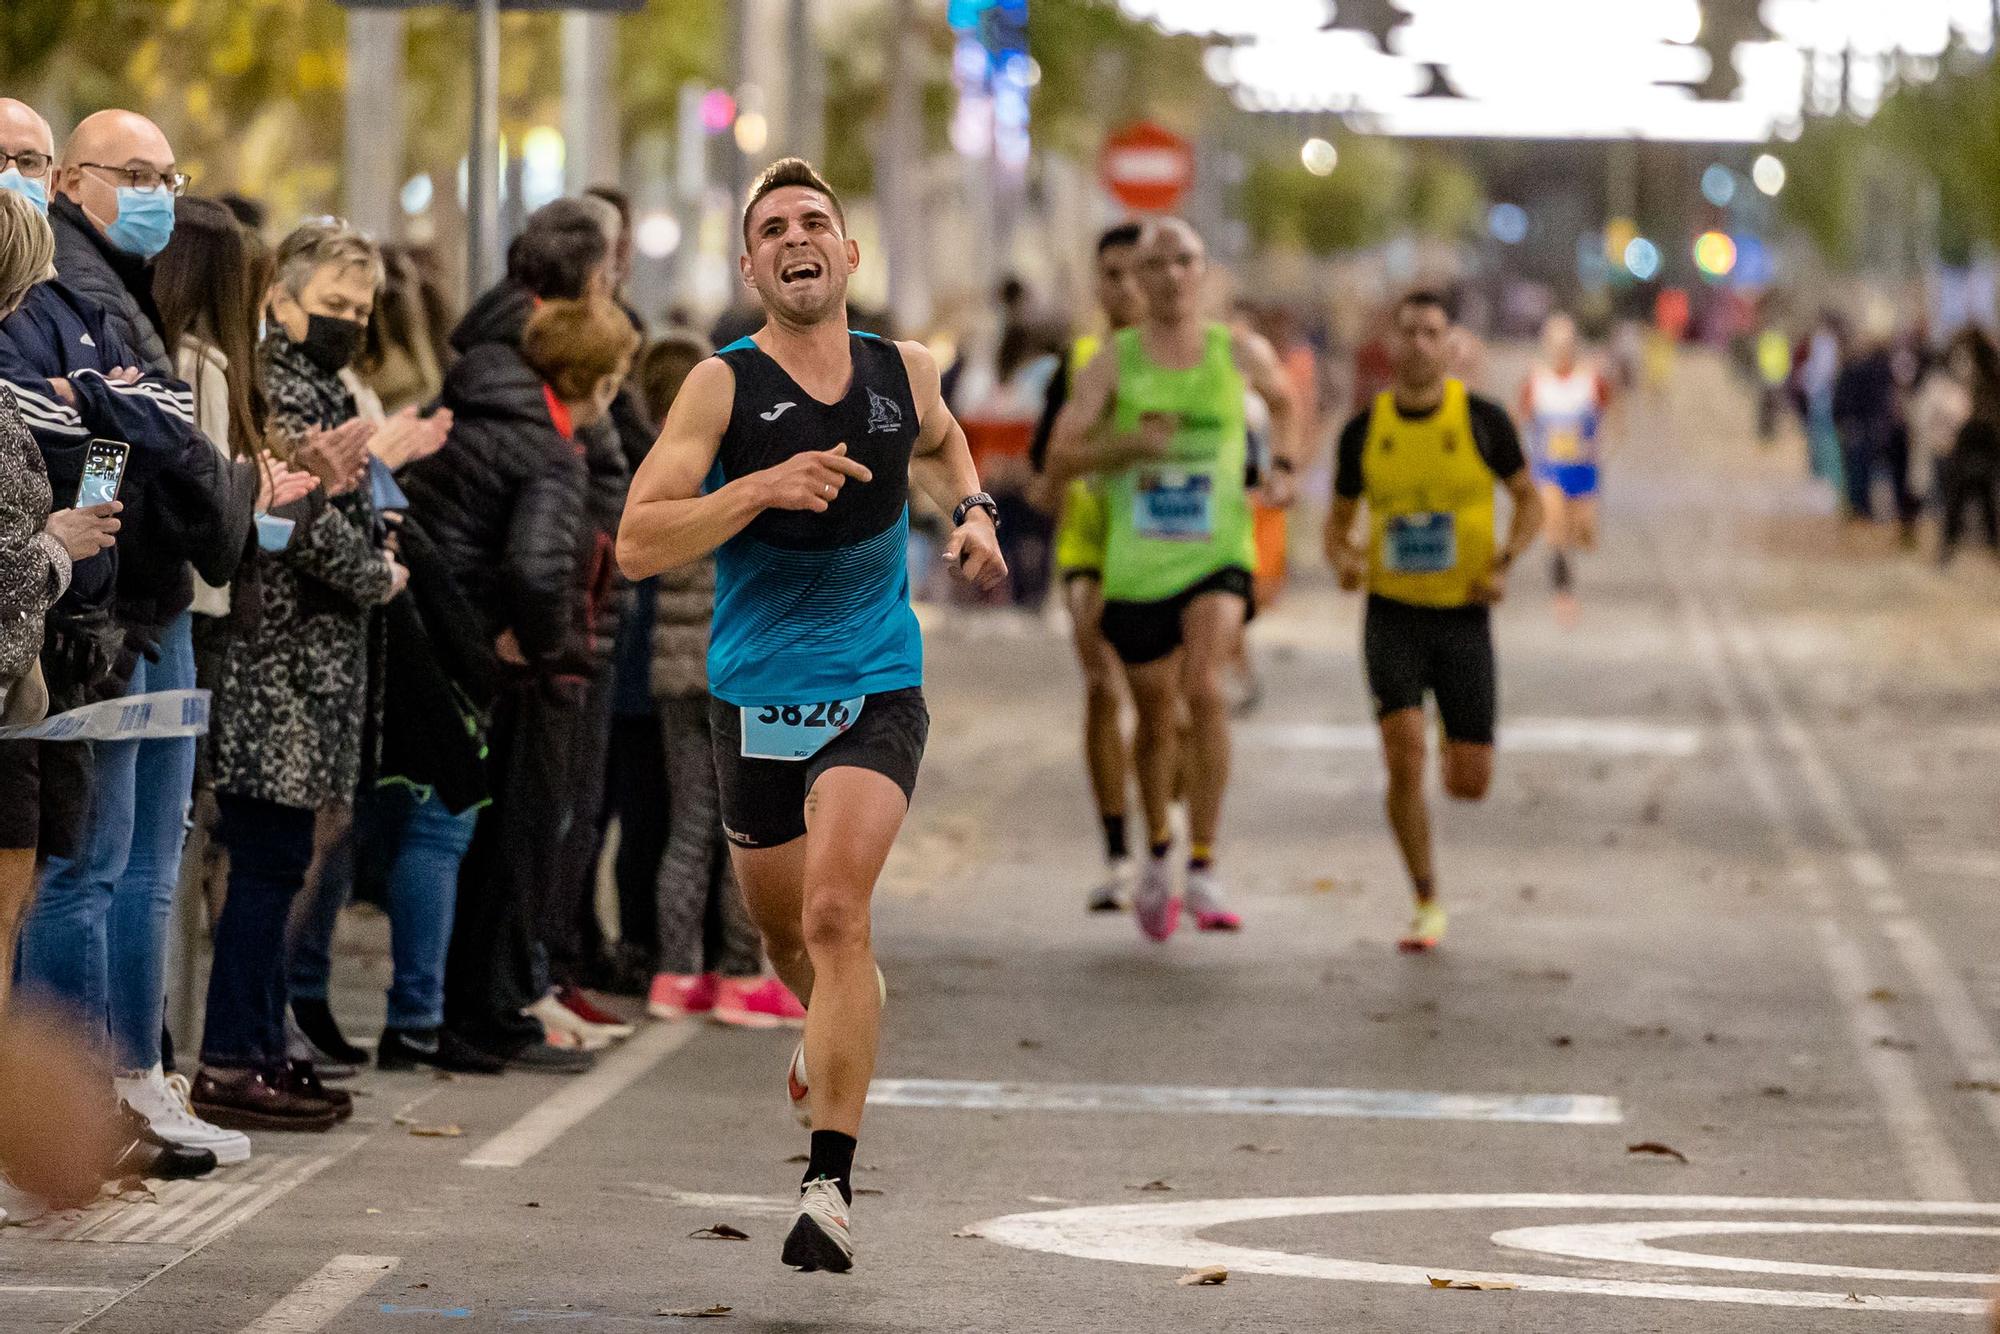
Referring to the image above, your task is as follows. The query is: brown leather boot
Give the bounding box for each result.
[190,1066,338,1132]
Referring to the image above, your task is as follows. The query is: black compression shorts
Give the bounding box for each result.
[1098,566,1254,666]
[710,687,930,850]
[1362,594,1496,745]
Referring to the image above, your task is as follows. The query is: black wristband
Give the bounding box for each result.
[953,492,1000,529]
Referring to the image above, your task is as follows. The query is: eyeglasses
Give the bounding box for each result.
[0,151,51,178]
[79,162,190,197]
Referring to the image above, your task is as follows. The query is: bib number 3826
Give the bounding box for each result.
[1384,511,1457,574]
[741,697,865,762]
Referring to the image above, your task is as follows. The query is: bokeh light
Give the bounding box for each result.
[734,112,769,155]
[700,89,737,134]
[1487,202,1529,244]
[1701,163,1736,207]
[1693,229,1738,277]
[635,210,683,260]
[1752,153,1788,196]
[1624,236,1662,280]
[1300,137,1338,175]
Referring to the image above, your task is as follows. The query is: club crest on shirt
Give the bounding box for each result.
[865,387,903,435]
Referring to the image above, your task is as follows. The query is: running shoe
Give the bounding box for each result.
[525,994,617,1051]
[117,1064,251,1166]
[1184,870,1242,932]
[1398,901,1448,953]
[555,986,636,1038]
[1134,854,1181,942]
[647,972,718,1020]
[786,1041,813,1128]
[782,1177,855,1273]
[1086,858,1136,913]
[713,976,807,1029]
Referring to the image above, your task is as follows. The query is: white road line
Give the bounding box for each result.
[461,1023,696,1169]
[0,1286,120,1295]
[1876,917,2000,1140]
[1239,717,1701,757]
[1675,589,1971,1200]
[868,1078,1622,1124]
[1490,1219,2000,1283]
[236,1254,400,1334]
[1813,917,1971,1201]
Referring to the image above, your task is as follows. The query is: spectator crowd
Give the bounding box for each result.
[0,98,802,1205]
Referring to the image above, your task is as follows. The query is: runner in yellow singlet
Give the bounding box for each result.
[1325,291,1542,952]
[1028,224,1147,911]
[1049,219,1301,942]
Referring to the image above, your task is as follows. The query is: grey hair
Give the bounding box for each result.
[0,190,55,314]
[272,216,385,298]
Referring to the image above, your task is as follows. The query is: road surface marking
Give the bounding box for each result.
[461,1023,695,1169]
[0,1285,119,1295]
[973,1193,2000,1315]
[868,1078,1621,1124]
[1717,597,2000,1153]
[1490,1220,2000,1283]
[1239,717,1701,757]
[31,1146,353,1246]
[238,1255,400,1333]
[1675,587,1971,1200]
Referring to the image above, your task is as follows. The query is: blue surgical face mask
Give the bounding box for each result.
[0,168,47,215]
[105,187,174,260]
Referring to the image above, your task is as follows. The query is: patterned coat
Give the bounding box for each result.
[0,386,69,680]
[209,335,391,810]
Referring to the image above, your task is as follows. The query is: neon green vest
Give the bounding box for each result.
[1101,323,1256,603]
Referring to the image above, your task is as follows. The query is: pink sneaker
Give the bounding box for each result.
[647,972,717,1020]
[713,976,808,1029]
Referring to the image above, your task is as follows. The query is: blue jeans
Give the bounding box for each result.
[16,610,197,1073]
[289,786,476,1032]
[202,794,314,1069]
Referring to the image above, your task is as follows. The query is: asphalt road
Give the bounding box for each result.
[7,350,2000,1333]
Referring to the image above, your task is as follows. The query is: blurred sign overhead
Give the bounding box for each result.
[1100,122,1195,213]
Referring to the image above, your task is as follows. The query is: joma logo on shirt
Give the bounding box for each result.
[760,401,798,422]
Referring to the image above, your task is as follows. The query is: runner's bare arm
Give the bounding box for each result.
[616,358,871,579]
[1496,466,1544,568]
[1325,495,1365,589]
[1232,328,1303,504]
[1044,343,1168,488]
[900,340,1007,592]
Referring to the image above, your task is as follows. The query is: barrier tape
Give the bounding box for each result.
[0,688,210,742]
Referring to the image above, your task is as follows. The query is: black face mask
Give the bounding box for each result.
[297,313,364,376]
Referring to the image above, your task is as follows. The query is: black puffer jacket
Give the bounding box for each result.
[400,316,590,693]
[49,197,172,376]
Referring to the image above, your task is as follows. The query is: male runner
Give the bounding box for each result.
[617,158,1006,1273]
[1518,312,1612,623]
[1326,291,1541,952]
[1028,223,1147,911]
[1048,218,1300,942]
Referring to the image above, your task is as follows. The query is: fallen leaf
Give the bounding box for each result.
[1866,988,1899,1003]
[1017,1039,1041,1050]
[1131,1180,1174,1192]
[1311,877,1338,894]
[951,1227,982,1239]
[1234,1144,1283,1155]
[1177,1266,1229,1287]
[1627,1025,1670,1039]
[784,1154,809,1164]
[392,1115,414,1126]
[1954,1080,2000,1094]
[654,1305,732,1318]
[853,1187,884,1197]
[1428,1276,1518,1291]
[411,1283,429,1290]
[1518,884,1538,901]
[1550,1035,1573,1048]
[1845,1293,1868,1304]
[1874,1036,1917,1052]
[1640,797,1664,825]
[408,1124,464,1138]
[1760,1086,1789,1098]
[688,1224,749,1241]
[433,1072,458,1083]
[1627,1141,1689,1164]
[523,1202,541,1208]
[366,1208,383,1215]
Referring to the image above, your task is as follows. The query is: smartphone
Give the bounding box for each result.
[74,439,129,509]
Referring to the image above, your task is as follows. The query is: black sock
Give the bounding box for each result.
[1101,813,1129,862]
[1551,550,1573,592]
[805,1130,856,1204]
[1149,839,1171,860]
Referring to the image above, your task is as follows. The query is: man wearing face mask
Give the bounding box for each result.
[48,110,182,377]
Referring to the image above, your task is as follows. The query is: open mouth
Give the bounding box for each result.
[779,259,824,285]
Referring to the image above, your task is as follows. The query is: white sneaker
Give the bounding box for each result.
[524,994,614,1052]
[1134,853,1181,942]
[116,1065,251,1166]
[1087,857,1136,912]
[786,1041,812,1128]
[782,1177,855,1272]
[1184,869,1243,932]
[0,1175,48,1225]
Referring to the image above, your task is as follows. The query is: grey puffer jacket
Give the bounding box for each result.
[648,558,713,700]
[0,387,69,680]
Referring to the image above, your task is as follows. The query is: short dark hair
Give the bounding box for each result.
[507,198,610,300]
[1396,289,1454,321]
[638,331,713,424]
[584,184,632,229]
[741,157,844,248]
[1096,222,1144,255]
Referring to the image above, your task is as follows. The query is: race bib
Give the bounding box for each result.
[1546,428,1584,463]
[740,697,865,762]
[1384,512,1457,574]
[1135,469,1214,542]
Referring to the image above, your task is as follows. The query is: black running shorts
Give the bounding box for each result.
[1362,594,1497,746]
[710,687,930,850]
[1099,566,1254,667]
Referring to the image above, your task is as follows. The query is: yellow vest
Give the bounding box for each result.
[1052,334,1110,573]
[1362,379,1497,608]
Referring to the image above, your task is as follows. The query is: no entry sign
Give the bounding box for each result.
[1099,121,1195,214]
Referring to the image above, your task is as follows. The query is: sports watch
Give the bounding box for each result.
[953,492,1001,530]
